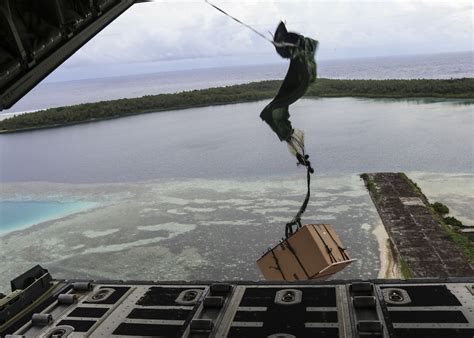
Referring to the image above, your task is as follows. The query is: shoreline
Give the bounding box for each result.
[2,94,473,134]
[362,172,474,277]
[0,98,266,134]
[1,78,473,134]
[373,219,400,279]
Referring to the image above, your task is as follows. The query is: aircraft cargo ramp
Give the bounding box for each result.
[1,266,473,338]
[0,0,148,110]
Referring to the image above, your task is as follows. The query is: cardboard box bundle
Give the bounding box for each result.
[257,224,355,281]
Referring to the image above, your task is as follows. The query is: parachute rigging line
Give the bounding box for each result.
[204,3,318,236]
[204,0,298,48]
[285,151,314,238]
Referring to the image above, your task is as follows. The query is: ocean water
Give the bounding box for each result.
[1,51,472,116]
[0,201,96,234]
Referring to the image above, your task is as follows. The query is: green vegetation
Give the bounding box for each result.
[1,77,473,132]
[431,202,449,215]
[431,201,466,230]
[430,201,472,261]
[400,173,474,263]
[431,202,465,230]
[399,256,412,279]
[399,173,426,200]
[360,173,379,201]
[306,77,474,99]
[397,173,474,265]
[444,216,463,228]
[438,214,473,263]
[441,223,474,263]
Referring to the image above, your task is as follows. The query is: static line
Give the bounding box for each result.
[204,0,298,48]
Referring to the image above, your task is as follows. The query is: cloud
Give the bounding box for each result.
[62,0,472,68]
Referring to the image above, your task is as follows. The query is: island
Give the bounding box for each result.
[1,78,473,133]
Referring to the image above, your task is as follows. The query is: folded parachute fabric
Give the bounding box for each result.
[260,22,318,143]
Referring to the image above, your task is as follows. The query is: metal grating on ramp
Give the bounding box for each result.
[1,267,473,337]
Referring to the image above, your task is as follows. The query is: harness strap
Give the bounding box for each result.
[322,224,350,260]
[269,247,286,280]
[313,225,338,263]
[285,239,311,279]
[285,153,314,238]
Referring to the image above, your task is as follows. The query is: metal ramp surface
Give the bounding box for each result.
[1,266,473,337]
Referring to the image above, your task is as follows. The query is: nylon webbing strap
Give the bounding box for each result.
[269,248,286,280]
[285,240,310,279]
[285,153,314,238]
[313,225,338,264]
[322,224,350,260]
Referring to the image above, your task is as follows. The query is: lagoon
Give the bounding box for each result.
[0,201,96,234]
[0,97,472,183]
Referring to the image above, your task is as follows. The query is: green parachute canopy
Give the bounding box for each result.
[260,22,318,145]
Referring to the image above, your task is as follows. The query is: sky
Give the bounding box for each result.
[47,0,472,81]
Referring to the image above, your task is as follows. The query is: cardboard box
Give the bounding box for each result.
[257,224,355,281]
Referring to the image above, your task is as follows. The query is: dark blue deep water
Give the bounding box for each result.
[1,51,472,116]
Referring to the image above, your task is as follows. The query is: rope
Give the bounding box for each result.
[204,0,313,239]
[285,153,314,238]
[204,0,298,48]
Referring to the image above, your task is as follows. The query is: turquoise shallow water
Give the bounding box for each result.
[0,201,96,234]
